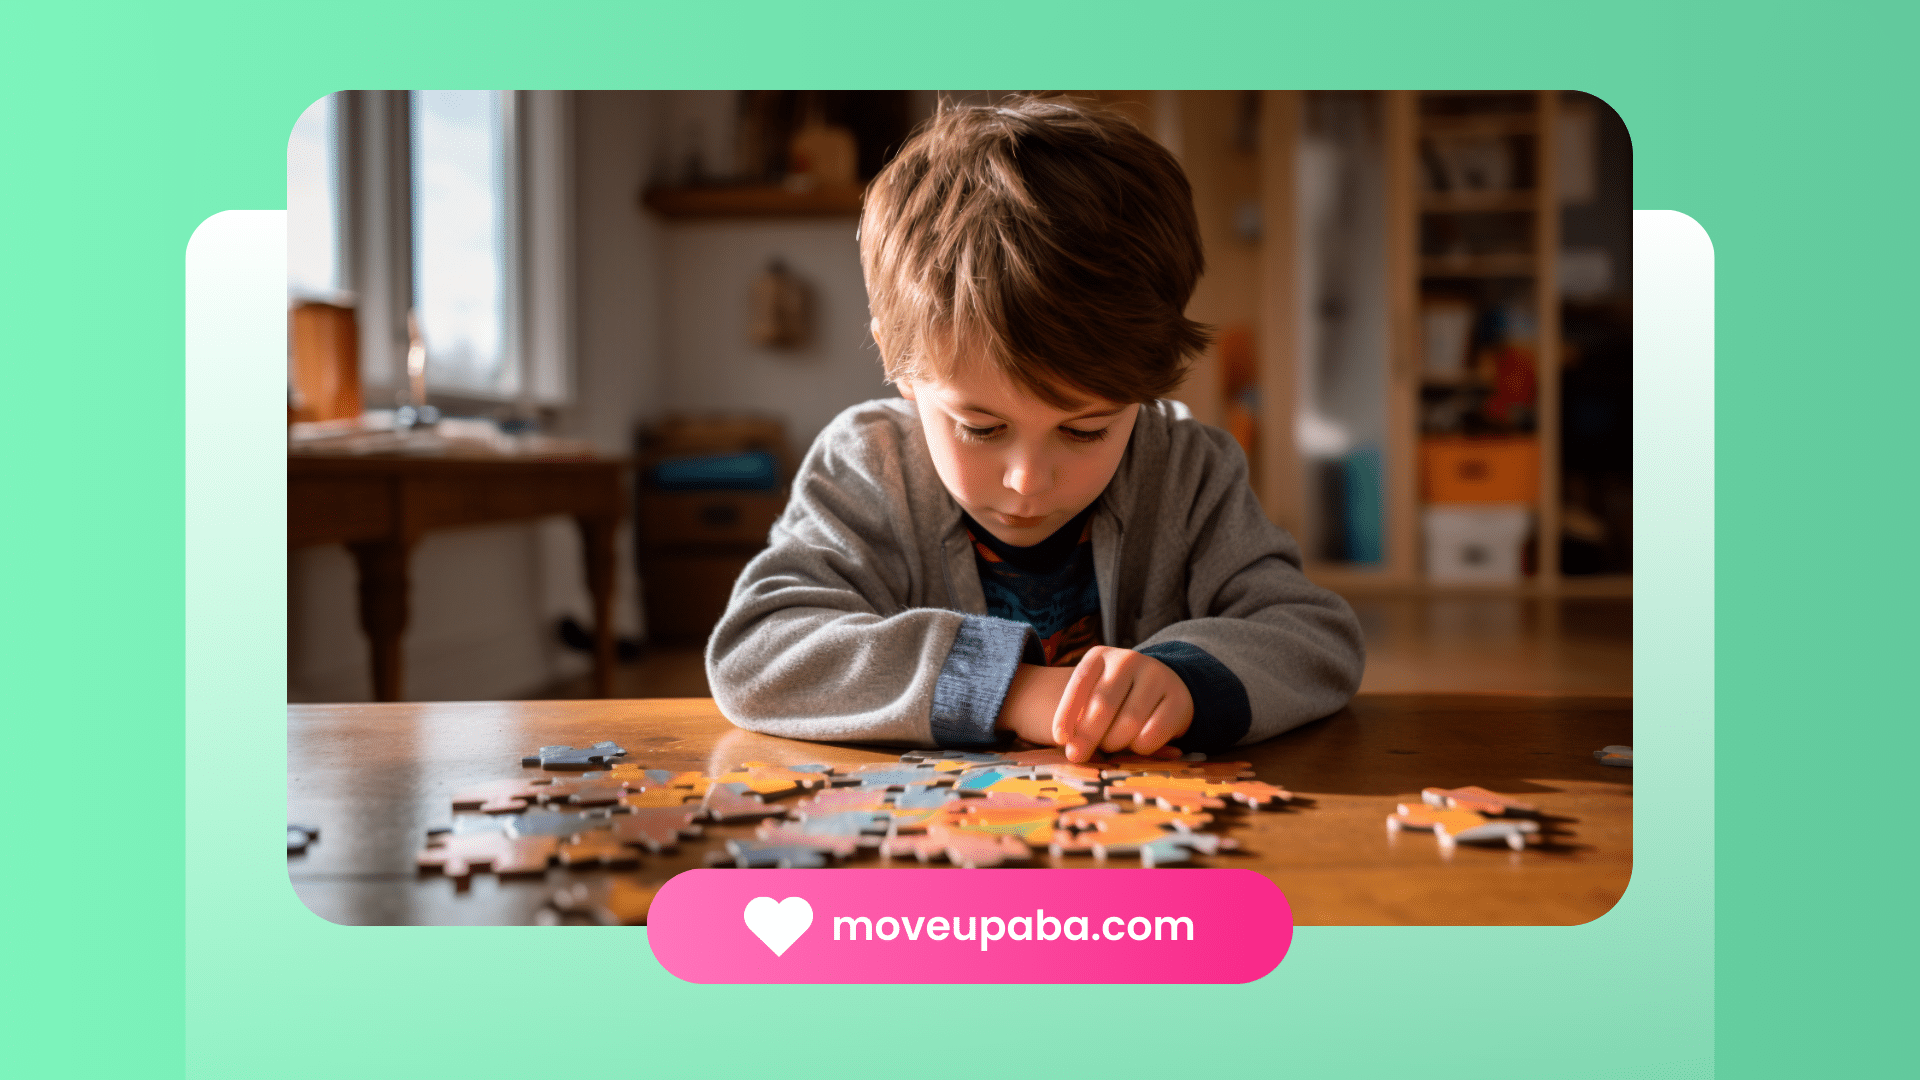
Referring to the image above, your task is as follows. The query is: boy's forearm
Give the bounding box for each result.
[995,663,1073,745]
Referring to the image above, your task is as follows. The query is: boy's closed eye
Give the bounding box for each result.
[954,422,1110,444]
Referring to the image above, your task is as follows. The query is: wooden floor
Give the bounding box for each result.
[538,596,1631,699]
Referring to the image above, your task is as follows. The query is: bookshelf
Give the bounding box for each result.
[1167,89,1628,598]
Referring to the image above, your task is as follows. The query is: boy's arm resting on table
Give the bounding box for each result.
[1131,425,1367,753]
[706,409,1038,748]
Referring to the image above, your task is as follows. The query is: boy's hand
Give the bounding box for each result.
[1052,647,1193,763]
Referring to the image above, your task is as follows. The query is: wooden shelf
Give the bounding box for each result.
[1421,190,1538,213]
[1419,113,1539,138]
[640,183,866,219]
[1420,252,1536,278]
[1306,563,1631,599]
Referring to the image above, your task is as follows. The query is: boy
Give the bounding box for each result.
[707,96,1364,761]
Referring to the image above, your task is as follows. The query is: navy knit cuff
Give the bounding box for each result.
[1138,641,1252,753]
[930,615,1042,748]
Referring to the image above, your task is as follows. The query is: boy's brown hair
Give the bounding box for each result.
[860,95,1209,409]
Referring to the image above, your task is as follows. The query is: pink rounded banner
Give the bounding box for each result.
[647,868,1293,983]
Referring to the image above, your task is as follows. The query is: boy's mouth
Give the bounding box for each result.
[993,512,1050,529]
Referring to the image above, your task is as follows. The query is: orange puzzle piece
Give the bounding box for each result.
[555,830,639,868]
[417,833,558,877]
[1420,786,1539,816]
[450,778,555,814]
[883,828,1031,867]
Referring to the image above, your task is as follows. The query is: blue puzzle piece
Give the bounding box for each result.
[956,770,1005,791]
[783,810,892,836]
[893,784,961,809]
[521,742,627,770]
[1137,832,1237,868]
[830,765,958,790]
[712,840,833,868]
[443,810,612,838]
[900,750,1011,765]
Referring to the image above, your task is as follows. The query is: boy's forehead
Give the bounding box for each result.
[921,356,1112,417]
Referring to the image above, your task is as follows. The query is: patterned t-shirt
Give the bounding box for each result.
[962,505,1103,666]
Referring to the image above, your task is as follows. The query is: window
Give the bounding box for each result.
[287,94,347,302]
[285,90,571,408]
[411,90,513,397]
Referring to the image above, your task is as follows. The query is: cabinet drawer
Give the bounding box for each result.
[639,491,784,548]
[1419,436,1539,504]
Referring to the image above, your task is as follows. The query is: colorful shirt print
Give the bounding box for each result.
[962,505,1104,667]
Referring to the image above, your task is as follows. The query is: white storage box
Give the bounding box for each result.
[1424,504,1532,584]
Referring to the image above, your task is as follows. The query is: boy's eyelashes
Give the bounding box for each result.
[953,422,1110,444]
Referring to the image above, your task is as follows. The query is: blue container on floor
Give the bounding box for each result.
[652,450,780,491]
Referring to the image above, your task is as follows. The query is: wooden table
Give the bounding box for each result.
[289,446,627,701]
[288,693,1631,926]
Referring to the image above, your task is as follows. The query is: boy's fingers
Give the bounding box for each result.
[1130,699,1188,757]
[1099,690,1159,754]
[1050,656,1102,748]
[1066,655,1133,762]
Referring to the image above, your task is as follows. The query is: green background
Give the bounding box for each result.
[6,1,1910,1076]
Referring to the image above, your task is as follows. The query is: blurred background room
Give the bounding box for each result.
[286,90,1631,706]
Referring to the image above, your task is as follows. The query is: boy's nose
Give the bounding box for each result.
[1004,453,1053,496]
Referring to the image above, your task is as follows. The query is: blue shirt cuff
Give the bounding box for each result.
[1137,641,1251,753]
[930,615,1042,748]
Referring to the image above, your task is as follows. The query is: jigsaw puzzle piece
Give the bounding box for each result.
[915,802,1058,843]
[541,879,660,925]
[748,826,870,857]
[769,809,892,836]
[1136,832,1241,867]
[703,785,790,822]
[500,809,618,838]
[1056,803,1212,833]
[1049,816,1175,856]
[710,839,836,868]
[965,775,1092,806]
[899,750,1014,765]
[790,788,893,817]
[521,742,628,770]
[1103,780,1227,811]
[619,787,707,808]
[1106,775,1289,809]
[1444,819,1539,850]
[1102,757,1256,780]
[830,763,963,790]
[450,778,555,814]
[601,765,703,791]
[418,833,558,877]
[610,808,703,853]
[537,777,630,807]
[729,761,833,790]
[1420,786,1540,816]
[1394,803,1540,850]
[556,830,639,868]
[882,828,1031,867]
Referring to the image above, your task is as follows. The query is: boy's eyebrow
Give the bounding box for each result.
[954,402,1127,422]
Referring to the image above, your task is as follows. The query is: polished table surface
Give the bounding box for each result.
[288,693,1631,926]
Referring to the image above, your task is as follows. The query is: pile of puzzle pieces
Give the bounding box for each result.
[416,741,1293,889]
[1386,785,1542,851]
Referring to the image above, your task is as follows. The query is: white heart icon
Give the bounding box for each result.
[742,896,813,957]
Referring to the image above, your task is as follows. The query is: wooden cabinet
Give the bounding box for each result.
[1162,89,1628,597]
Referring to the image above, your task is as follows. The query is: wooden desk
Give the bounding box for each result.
[289,446,627,701]
[289,693,1630,926]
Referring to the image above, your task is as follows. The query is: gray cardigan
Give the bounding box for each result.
[705,397,1365,749]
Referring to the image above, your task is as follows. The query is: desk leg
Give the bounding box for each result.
[347,539,411,702]
[575,516,618,698]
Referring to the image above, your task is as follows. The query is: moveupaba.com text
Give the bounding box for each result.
[831,910,1195,951]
